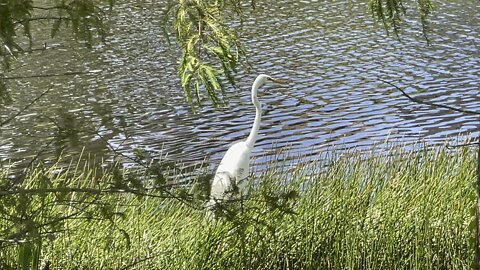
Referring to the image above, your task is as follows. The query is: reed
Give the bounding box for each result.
[0,145,476,269]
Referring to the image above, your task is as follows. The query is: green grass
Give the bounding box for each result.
[0,146,477,269]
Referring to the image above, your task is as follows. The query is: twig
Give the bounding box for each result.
[1,195,99,243]
[2,71,87,80]
[379,79,480,115]
[0,46,45,56]
[93,123,198,193]
[32,5,69,10]
[1,70,101,126]
[0,85,53,127]
[446,142,480,149]
[0,185,193,201]
[14,16,70,25]
[91,125,149,169]
[0,186,169,197]
[25,138,56,169]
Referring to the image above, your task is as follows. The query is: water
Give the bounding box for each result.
[0,0,479,175]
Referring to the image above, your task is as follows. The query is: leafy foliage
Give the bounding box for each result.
[50,0,113,48]
[0,154,193,268]
[369,0,434,36]
[163,0,254,107]
[0,145,475,269]
[0,0,33,69]
[1,0,437,107]
[0,0,112,70]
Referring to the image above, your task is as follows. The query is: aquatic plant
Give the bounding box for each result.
[0,145,475,269]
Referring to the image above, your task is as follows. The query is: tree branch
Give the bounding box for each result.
[379,79,480,115]
[0,186,167,197]
[14,16,70,25]
[31,5,69,10]
[1,195,99,243]
[2,71,87,80]
[446,142,480,149]
[0,85,53,127]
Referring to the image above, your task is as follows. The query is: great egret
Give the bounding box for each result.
[208,74,286,212]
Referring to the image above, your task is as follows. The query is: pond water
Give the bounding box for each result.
[1,0,479,175]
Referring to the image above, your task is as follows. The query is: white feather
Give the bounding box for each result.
[208,74,280,213]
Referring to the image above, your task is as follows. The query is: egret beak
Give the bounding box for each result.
[268,77,290,84]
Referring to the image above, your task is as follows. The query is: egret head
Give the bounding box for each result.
[253,74,288,89]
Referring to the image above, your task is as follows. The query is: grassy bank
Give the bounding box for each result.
[0,146,477,269]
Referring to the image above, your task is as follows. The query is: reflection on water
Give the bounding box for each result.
[0,0,479,175]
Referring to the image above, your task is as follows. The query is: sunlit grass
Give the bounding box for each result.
[0,145,476,269]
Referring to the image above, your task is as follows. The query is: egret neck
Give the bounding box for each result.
[244,77,264,149]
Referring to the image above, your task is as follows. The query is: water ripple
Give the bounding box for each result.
[0,0,478,175]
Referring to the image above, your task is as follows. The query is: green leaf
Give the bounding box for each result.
[181,73,193,88]
[161,1,179,46]
[203,66,220,90]
[195,79,200,103]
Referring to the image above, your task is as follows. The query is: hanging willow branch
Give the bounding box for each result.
[163,0,255,107]
[369,0,434,37]
[0,0,113,70]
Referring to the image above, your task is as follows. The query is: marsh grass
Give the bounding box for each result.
[0,146,476,269]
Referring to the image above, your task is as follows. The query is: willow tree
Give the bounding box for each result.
[161,0,253,106]
[0,0,113,107]
[161,0,436,105]
[1,0,437,107]
[6,0,480,269]
[157,0,436,105]
[369,0,433,35]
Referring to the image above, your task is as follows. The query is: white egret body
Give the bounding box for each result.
[208,74,283,209]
